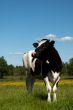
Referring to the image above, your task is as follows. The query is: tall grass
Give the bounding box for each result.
[0,81,73,110]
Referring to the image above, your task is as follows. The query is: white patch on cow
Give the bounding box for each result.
[46,60,50,64]
[44,77,52,92]
[52,84,57,92]
[38,40,46,47]
[32,58,37,72]
[51,71,60,82]
[23,50,34,70]
[23,50,37,72]
[23,53,29,69]
[28,50,34,68]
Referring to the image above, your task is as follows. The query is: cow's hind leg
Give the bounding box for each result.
[44,76,52,102]
[26,71,35,92]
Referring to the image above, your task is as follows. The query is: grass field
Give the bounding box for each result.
[0,80,73,110]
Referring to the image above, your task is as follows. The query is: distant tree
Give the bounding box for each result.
[14,66,26,76]
[8,64,14,76]
[17,66,26,76]
[67,58,73,76]
[0,56,8,78]
[61,62,68,75]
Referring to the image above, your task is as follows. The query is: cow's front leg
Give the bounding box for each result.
[44,76,52,102]
[52,76,60,102]
[52,84,57,102]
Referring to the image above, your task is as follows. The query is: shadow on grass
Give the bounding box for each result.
[34,92,47,101]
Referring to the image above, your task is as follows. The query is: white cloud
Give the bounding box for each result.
[44,34,73,42]
[9,52,23,55]
[60,36,73,42]
[45,34,56,40]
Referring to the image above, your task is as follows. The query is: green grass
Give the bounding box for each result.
[0,83,73,110]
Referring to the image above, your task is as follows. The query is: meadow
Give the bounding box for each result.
[0,80,73,110]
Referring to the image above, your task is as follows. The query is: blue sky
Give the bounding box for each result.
[0,0,73,66]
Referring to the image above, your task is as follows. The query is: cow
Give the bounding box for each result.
[23,39,62,102]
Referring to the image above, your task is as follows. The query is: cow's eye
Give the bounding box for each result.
[35,48,39,52]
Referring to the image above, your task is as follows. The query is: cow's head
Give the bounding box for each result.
[32,39,55,61]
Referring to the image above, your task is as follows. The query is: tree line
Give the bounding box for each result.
[0,56,25,79]
[61,58,73,77]
[0,56,73,79]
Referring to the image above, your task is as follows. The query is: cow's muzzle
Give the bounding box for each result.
[31,52,36,57]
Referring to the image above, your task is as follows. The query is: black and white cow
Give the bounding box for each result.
[23,39,62,102]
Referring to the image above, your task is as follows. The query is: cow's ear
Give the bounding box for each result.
[33,43,38,48]
[50,40,55,46]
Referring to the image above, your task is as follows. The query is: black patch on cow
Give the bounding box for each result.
[34,59,41,75]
